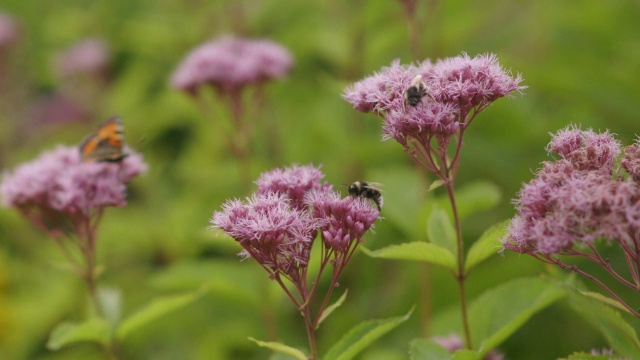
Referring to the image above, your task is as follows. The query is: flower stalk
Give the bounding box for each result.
[504,126,640,321]
[211,164,380,359]
[343,53,524,349]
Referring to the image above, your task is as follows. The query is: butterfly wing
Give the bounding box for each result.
[80,117,127,163]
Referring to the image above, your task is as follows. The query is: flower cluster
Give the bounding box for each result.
[171,35,293,95]
[0,145,147,232]
[503,126,639,255]
[343,53,524,147]
[210,164,379,280]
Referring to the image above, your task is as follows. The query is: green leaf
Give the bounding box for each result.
[409,339,451,360]
[97,287,122,329]
[47,318,111,350]
[469,277,567,357]
[362,242,456,271]
[116,289,205,340]
[578,290,632,315]
[248,337,308,360]
[428,180,445,191]
[427,208,457,253]
[562,353,611,360]
[451,349,481,360]
[150,260,261,305]
[568,291,640,358]
[324,307,414,360]
[464,220,509,273]
[367,166,425,240]
[316,290,348,329]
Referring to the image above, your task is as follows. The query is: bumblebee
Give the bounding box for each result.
[405,74,432,107]
[347,181,383,211]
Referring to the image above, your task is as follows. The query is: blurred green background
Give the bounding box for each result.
[0,0,639,359]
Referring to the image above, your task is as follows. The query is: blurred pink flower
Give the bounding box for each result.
[504,127,638,255]
[171,35,294,95]
[0,12,19,50]
[432,334,504,360]
[1,146,146,222]
[26,92,89,126]
[54,38,110,79]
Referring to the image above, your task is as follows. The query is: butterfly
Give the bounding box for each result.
[80,116,127,163]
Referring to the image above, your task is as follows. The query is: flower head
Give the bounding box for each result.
[427,53,524,113]
[0,146,146,224]
[306,188,379,256]
[171,35,294,95]
[504,127,640,255]
[622,140,640,182]
[255,164,330,211]
[54,38,110,79]
[211,193,319,279]
[547,126,620,174]
[343,53,524,156]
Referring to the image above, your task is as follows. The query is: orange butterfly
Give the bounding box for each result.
[80,117,127,163]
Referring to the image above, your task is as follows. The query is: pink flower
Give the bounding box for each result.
[622,140,640,182]
[0,146,147,219]
[211,164,380,276]
[504,127,640,255]
[0,12,19,50]
[343,53,524,159]
[171,35,294,95]
[54,38,110,79]
[432,334,504,360]
[306,188,379,256]
[211,193,319,279]
[255,164,330,211]
[427,53,524,113]
[547,126,620,174]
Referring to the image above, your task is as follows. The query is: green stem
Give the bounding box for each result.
[444,180,472,349]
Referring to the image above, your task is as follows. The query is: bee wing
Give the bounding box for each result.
[366,182,384,192]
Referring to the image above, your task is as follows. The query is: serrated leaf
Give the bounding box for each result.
[578,291,632,315]
[470,277,566,357]
[316,290,348,329]
[324,307,413,360]
[116,289,205,340]
[568,291,640,358]
[47,318,111,350]
[427,208,457,253]
[362,242,456,271]
[409,339,451,360]
[248,337,308,360]
[464,220,509,273]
